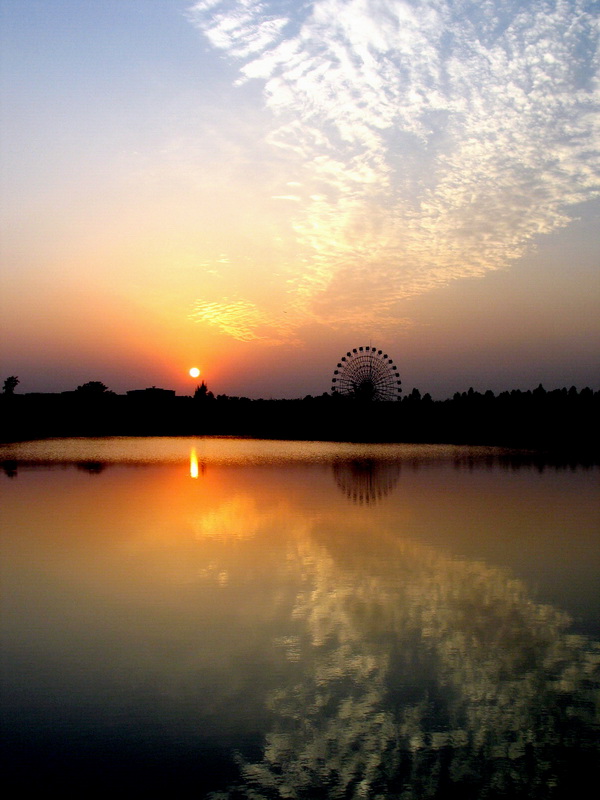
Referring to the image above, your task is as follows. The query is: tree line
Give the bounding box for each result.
[1,376,598,457]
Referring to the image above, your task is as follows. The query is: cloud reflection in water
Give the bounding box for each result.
[209,477,599,799]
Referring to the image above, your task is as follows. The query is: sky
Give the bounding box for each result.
[1,0,598,399]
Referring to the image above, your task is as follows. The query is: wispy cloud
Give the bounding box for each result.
[190,296,299,344]
[188,0,599,340]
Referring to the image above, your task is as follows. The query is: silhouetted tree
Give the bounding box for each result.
[75,381,112,394]
[3,376,19,394]
[194,380,214,401]
[405,387,421,404]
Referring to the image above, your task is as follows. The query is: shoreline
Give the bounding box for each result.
[1,390,598,460]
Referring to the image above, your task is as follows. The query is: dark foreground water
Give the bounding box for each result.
[1,438,598,798]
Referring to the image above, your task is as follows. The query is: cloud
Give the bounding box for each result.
[188,0,599,339]
[190,297,299,344]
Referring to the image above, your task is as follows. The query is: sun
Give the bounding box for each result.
[189,367,201,378]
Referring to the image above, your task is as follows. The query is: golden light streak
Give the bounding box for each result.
[190,447,199,479]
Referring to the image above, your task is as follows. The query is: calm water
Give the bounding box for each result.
[1,438,599,798]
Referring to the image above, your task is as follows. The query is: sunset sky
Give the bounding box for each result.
[1,0,598,398]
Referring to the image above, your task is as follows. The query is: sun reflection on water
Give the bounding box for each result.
[190,447,199,479]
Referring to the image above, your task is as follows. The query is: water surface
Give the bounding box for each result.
[1,438,598,797]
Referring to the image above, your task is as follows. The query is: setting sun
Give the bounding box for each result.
[189,367,201,378]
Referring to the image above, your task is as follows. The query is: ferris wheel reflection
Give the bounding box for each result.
[333,458,401,505]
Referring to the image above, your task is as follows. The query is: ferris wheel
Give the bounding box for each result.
[331,346,402,401]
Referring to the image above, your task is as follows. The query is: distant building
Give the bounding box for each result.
[126,387,176,399]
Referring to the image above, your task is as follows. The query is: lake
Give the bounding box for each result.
[1,438,598,798]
